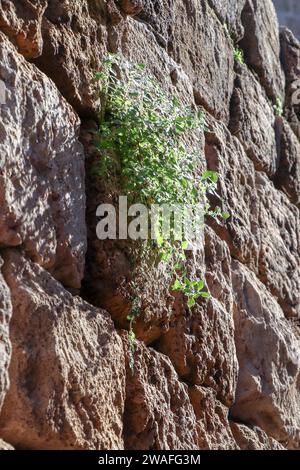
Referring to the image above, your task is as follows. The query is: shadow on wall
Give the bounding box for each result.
[273,0,300,39]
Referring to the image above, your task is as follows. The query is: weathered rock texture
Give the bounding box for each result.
[273,0,300,40]
[0,0,47,58]
[0,250,125,450]
[0,31,86,289]
[231,261,300,449]
[0,0,299,451]
[0,256,12,413]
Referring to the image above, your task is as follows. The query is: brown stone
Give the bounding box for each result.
[34,0,109,117]
[157,228,238,407]
[205,114,260,270]
[0,0,299,452]
[239,0,285,100]
[0,0,47,58]
[0,32,86,289]
[230,422,285,450]
[137,0,235,122]
[189,385,238,449]
[256,172,300,319]
[119,0,144,16]
[0,250,125,450]
[207,0,246,41]
[274,117,300,207]
[122,335,199,450]
[205,115,300,319]
[231,261,300,449]
[229,64,277,176]
[280,27,300,139]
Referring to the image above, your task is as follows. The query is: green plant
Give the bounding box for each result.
[94,54,230,368]
[274,97,283,117]
[94,57,204,206]
[233,47,245,65]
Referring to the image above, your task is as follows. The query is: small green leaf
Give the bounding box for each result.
[194,279,205,290]
[222,211,230,220]
[199,291,210,299]
[187,298,196,307]
[182,240,189,250]
[174,262,183,271]
[94,72,105,81]
[160,251,171,262]
[172,279,182,291]
[201,170,219,183]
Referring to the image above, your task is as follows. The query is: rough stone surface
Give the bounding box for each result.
[205,114,260,270]
[229,64,277,176]
[34,0,110,117]
[0,0,47,58]
[207,0,246,41]
[205,115,300,319]
[280,27,300,139]
[274,117,300,207]
[230,422,285,450]
[0,0,299,452]
[0,250,125,450]
[189,385,238,450]
[240,0,285,99]
[122,336,199,450]
[0,256,12,413]
[118,15,196,105]
[134,0,235,122]
[255,172,300,319]
[157,228,238,407]
[231,261,300,449]
[0,32,86,289]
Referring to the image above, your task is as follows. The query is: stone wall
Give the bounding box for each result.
[273,0,300,39]
[0,0,299,451]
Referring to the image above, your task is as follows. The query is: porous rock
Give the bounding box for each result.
[0,32,86,289]
[0,250,125,450]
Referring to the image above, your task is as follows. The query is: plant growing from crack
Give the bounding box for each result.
[94,54,229,369]
[274,97,283,117]
[233,47,245,65]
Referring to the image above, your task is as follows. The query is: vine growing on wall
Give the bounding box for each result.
[93,54,229,369]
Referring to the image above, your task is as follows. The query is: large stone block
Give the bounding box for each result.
[230,64,277,176]
[280,27,300,139]
[230,422,285,450]
[157,228,238,407]
[0,0,47,58]
[189,385,238,450]
[122,336,199,450]
[256,172,300,318]
[274,117,300,207]
[34,0,111,116]
[240,0,285,99]
[205,116,300,318]
[231,261,300,449]
[0,32,86,288]
[135,0,235,122]
[205,115,260,270]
